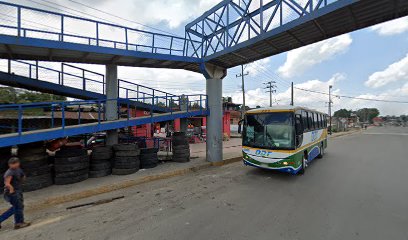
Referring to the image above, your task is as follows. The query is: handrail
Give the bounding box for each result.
[0,1,201,58]
[3,60,176,99]
[0,95,208,137]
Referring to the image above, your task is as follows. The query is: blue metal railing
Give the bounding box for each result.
[0,94,208,138]
[0,1,202,58]
[1,59,177,103]
[185,0,339,58]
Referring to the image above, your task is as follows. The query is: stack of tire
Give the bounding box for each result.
[171,132,191,163]
[140,148,159,169]
[112,144,140,175]
[18,143,53,192]
[0,147,11,194]
[54,148,89,185]
[90,146,113,178]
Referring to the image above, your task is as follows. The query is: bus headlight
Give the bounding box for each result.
[283,162,288,166]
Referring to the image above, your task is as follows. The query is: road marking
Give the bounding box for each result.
[363,133,408,136]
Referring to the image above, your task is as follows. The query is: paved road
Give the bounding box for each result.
[1,127,408,240]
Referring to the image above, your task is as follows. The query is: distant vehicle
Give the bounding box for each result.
[239,106,328,175]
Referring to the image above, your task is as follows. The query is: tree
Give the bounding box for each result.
[0,88,66,104]
[0,87,18,104]
[356,108,380,123]
[333,109,352,118]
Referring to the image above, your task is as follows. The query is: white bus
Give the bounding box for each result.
[240,106,328,175]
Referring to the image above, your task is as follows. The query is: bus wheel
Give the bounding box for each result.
[317,143,324,159]
[299,154,307,175]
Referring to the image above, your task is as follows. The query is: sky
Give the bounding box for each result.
[2,0,408,116]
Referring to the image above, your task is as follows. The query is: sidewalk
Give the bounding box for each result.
[0,138,243,212]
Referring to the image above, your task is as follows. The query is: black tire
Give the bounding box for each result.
[55,155,89,165]
[140,163,158,169]
[173,152,190,158]
[114,156,140,163]
[23,178,53,192]
[317,143,325,159]
[299,155,307,175]
[113,144,138,152]
[114,162,140,170]
[140,153,158,169]
[20,153,48,162]
[173,145,190,151]
[21,157,49,169]
[54,174,89,185]
[140,148,159,154]
[24,165,51,177]
[92,146,113,154]
[115,150,140,157]
[89,169,112,178]
[90,161,111,171]
[172,139,189,146]
[55,148,87,158]
[173,149,191,155]
[112,168,138,175]
[24,173,53,184]
[54,161,89,173]
[91,151,113,160]
[55,169,89,178]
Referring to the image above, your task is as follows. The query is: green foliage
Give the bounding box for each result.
[356,108,380,123]
[333,109,352,118]
[0,87,66,104]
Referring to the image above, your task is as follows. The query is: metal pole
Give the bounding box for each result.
[329,85,333,135]
[291,82,294,106]
[236,65,249,118]
[264,81,277,107]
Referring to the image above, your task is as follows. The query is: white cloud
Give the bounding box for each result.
[245,58,271,77]
[277,34,353,78]
[227,73,345,113]
[370,17,408,36]
[365,54,408,88]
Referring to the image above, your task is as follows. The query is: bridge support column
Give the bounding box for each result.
[201,63,227,163]
[105,64,119,145]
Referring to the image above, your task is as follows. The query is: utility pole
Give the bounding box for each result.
[290,82,294,106]
[236,65,249,118]
[264,81,277,107]
[328,85,333,135]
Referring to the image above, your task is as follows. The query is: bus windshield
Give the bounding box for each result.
[243,112,295,150]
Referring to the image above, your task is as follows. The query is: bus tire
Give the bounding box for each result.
[317,143,325,159]
[299,153,307,175]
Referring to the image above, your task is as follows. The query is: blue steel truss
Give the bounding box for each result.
[0,60,177,102]
[0,1,202,62]
[0,95,208,147]
[185,0,347,59]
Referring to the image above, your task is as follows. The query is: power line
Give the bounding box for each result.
[264,81,277,107]
[295,87,408,104]
[65,0,184,38]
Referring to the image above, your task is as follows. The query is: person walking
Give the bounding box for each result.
[0,157,30,230]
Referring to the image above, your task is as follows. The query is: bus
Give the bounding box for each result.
[240,106,328,175]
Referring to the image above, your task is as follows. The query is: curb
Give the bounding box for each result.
[330,130,361,139]
[14,156,243,213]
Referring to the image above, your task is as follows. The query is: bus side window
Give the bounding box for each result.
[302,111,309,132]
[309,112,314,130]
[316,114,320,129]
[318,114,322,129]
[320,114,324,129]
